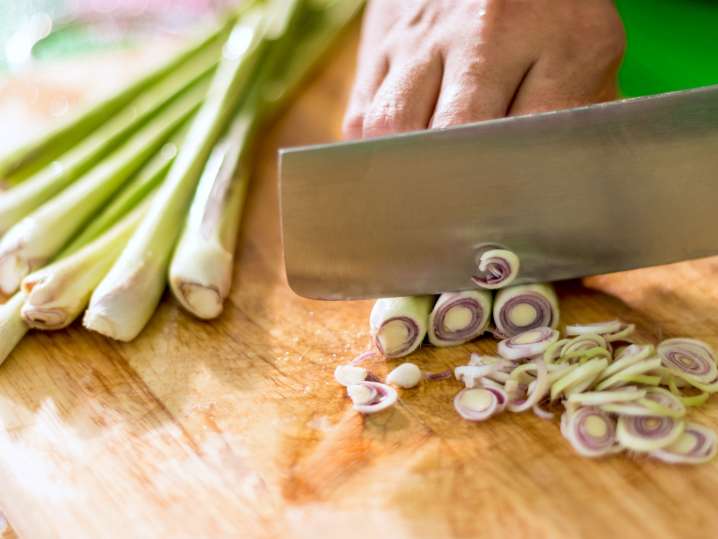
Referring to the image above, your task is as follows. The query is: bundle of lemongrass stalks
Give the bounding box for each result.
[0,0,364,364]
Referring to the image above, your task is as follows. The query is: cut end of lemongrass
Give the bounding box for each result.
[83,303,135,343]
[1,293,29,364]
[0,252,31,295]
[175,282,223,320]
[20,304,69,330]
[84,259,165,342]
[169,238,233,320]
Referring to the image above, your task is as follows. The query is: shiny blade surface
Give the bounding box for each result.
[280,84,718,300]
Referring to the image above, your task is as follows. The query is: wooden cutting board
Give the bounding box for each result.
[1,25,718,539]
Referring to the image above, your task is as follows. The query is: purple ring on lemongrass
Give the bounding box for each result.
[471,248,520,289]
[565,407,618,458]
[454,387,501,421]
[617,415,684,452]
[431,297,483,343]
[495,293,555,337]
[658,338,717,383]
[349,381,398,414]
[650,422,717,464]
[497,327,559,361]
[373,316,420,358]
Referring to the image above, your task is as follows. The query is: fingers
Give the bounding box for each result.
[509,32,625,115]
[509,58,619,116]
[429,47,533,129]
[342,52,390,139]
[361,51,443,138]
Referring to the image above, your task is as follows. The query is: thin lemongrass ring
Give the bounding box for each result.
[471,247,520,290]
[565,320,622,337]
[605,323,636,343]
[595,357,662,391]
[637,387,686,418]
[600,344,655,380]
[454,388,500,421]
[550,359,608,401]
[650,423,717,464]
[567,386,646,406]
[668,377,710,406]
[508,359,549,412]
[565,406,619,458]
[349,381,398,414]
[657,338,718,384]
[616,415,684,452]
[497,327,559,361]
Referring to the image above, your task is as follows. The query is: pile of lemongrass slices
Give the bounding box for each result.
[453,322,717,464]
[0,0,364,364]
[337,320,717,465]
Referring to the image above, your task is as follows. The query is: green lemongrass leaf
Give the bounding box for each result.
[0,82,205,295]
[0,16,234,187]
[0,45,219,234]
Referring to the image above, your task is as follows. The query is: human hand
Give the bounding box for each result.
[343,0,626,139]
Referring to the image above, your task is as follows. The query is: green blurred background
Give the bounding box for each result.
[615,0,718,96]
[1,0,717,97]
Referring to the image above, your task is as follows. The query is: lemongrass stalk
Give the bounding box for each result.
[0,84,205,295]
[370,296,434,358]
[169,0,364,319]
[0,47,219,234]
[0,293,28,366]
[63,138,180,256]
[0,18,234,188]
[428,290,492,347]
[20,205,146,330]
[84,8,274,342]
[492,283,560,337]
[168,116,254,318]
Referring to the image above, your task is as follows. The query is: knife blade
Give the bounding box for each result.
[280,84,718,300]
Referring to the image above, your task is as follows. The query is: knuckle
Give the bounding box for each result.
[341,111,365,140]
[363,108,401,137]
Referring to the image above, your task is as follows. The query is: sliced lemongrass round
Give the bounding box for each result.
[567,386,646,406]
[349,381,398,414]
[600,344,655,380]
[637,387,686,418]
[492,283,559,337]
[370,296,433,358]
[617,415,684,452]
[561,346,612,363]
[386,362,422,388]
[550,359,608,401]
[497,327,559,361]
[595,357,661,391]
[667,377,710,406]
[565,407,619,458]
[454,387,500,421]
[334,364,368,387]
[562,333,609,354]
[657,337,717,384]
[478,379,509,413]
[471,248,520,290]
[543,338,570,364]
[428,290,491,346]
[565,320,622,337]
[649,423,717,464]
[605,322,636,342]
[508,360,549,412]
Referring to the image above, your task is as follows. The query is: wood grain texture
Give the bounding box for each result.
[1,25,718,539]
